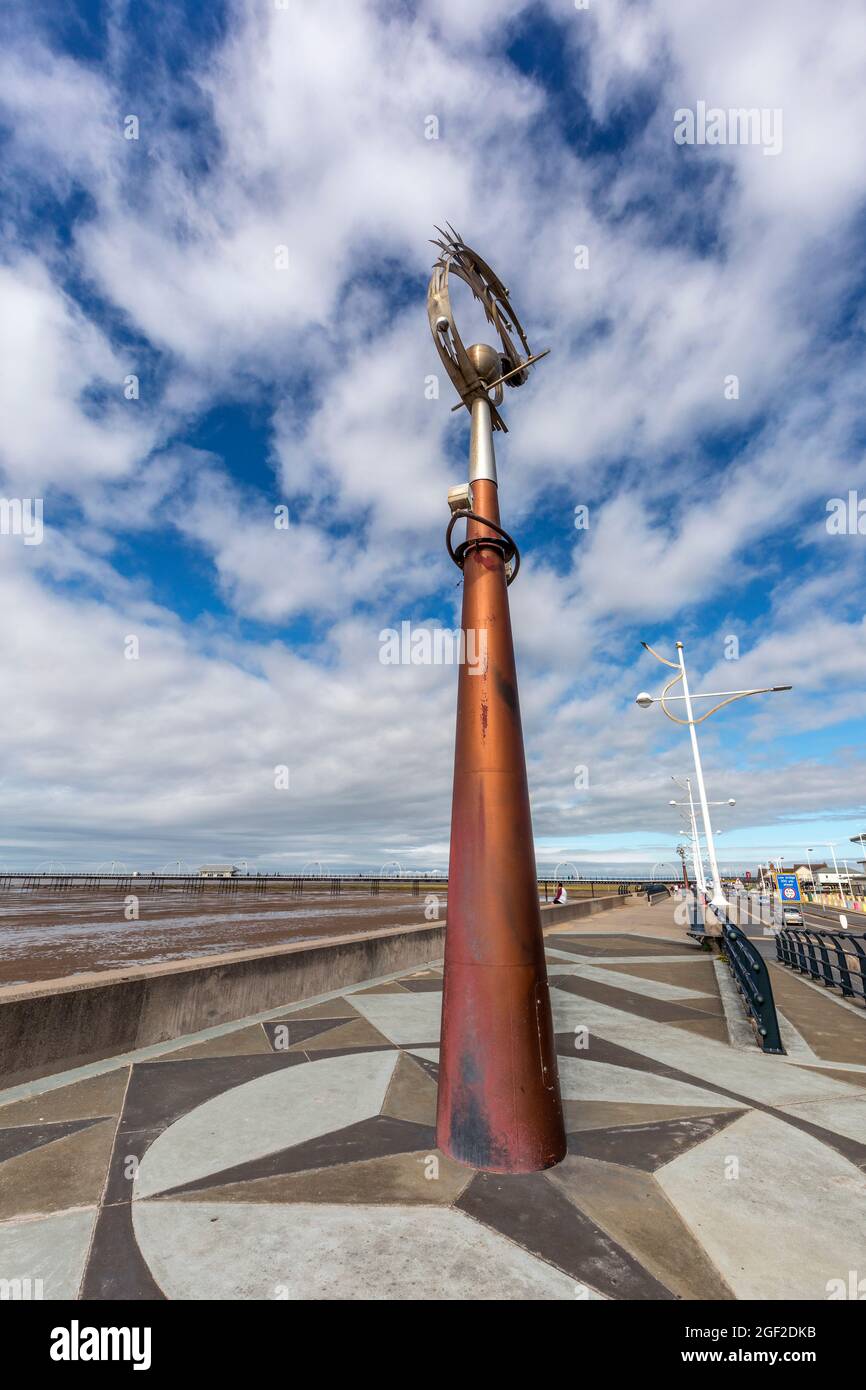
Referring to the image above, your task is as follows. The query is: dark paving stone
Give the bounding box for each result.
[551,974,719,1025]
[80,1202,165,1301]
[261,1018,349,1051]
[399,979,444,993]
[566,1112,746,1171]
[0,1117,104,1165]
[548,936,690,959]
[668,1016,730,1043]
[611,960,720,991]
[120,1053,309,1131]
[408,1053,440,1084]
[302,1044,397,1062]
[103,1125,163,1206]
[286,1017,393,1052]
[456,1171,675,1300]
[154,1114,438,1199]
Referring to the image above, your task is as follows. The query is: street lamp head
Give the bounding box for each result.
[727,798,736,806]
[635,692,654,709]
[669,800,677,806]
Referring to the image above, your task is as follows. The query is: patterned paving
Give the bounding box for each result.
[1,932,864,1300]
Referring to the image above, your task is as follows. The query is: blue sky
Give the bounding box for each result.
[0,0,864,872]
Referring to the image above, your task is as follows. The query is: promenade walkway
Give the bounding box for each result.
[1,901,863,1301]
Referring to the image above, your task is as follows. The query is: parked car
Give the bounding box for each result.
[782,907,804,926]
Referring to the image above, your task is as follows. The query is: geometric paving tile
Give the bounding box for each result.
[381,1052,438,1126]
[0,1117,106,1165]
[560,963,717,1003]
[0,1069,129,1126]
[791,1063,866,1090]
[347,993,443,1046]
[610,960,723,991]
[158,1026,272,1061]
[548,936,695,959]
[80,1202,166,1301]
[566,1112,746,1171]
[134,1050,400,1199]
[119,1053,310,1131]
[667,1016,731,1043]
[456,1170,675,1299]
[656,1109,866,1300]
[562,1099,749,1134]
[154,1115,436,1199]
[350,981,410,995]
[284,1017,393,1053]
[0,1207,98,1299]
[276,998,361,1020]
[262,1018,354,1051]
[556,1054,741,1111]
[547,1155,736,1300]
[0,1118,116,1220]
[166,1148,471,1206]
[550,973,724,1026]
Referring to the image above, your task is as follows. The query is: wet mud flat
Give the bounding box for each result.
[0,886,446,986]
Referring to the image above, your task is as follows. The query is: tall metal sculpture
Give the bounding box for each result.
[427,227,566,1172]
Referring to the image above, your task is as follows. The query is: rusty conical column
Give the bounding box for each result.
[436,394,566,1172]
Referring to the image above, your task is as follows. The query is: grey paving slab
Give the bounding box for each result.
[349,991,443,1045]
[0,1207,97,1299]
[557,1055,742,1110]
[656,1109,866,1300]
[132,1200,593,1300]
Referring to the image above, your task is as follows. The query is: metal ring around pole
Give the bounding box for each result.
[446,508,520,585]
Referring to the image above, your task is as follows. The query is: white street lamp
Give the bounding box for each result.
[826,842,848,907]
[670,776,706,897]
[637,640,791,912]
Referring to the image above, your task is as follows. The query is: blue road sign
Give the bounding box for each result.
[775,872,801,902]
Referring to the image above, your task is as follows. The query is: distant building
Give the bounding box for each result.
[198,863,239,879]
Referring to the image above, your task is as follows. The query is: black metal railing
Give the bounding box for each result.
[717,911,785,1054]
[776,926,866,1006]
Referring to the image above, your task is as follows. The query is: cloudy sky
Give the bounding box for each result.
[0,0,864,874]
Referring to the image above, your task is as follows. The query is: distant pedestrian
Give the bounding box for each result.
[553,881,567,905]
